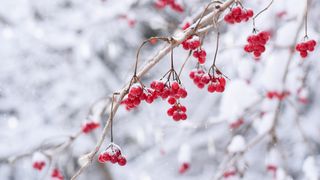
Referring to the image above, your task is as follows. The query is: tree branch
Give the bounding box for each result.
[71,0,237,179]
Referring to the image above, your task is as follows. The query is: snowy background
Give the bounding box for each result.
[0,0,320,179]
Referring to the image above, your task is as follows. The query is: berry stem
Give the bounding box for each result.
[170,41,175,70]
[212,31,220,67]
[110,93,119,143]
[252,0,274,29]
[192,1,222,35]
[304,0,309,39]
[134,37,170,77]
[178,50,192,77]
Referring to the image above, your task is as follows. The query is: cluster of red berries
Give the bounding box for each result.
[81,121,100,134]
[150,80,188,121]
[167,102,187,121]
[98,143,127,166]
[51,168,64,180]
[193,49,207,64]
[224,6,254,24]
[154,0,184,13]
[189,68,226,93]
[179,162,190,174]
[32,161,46,171]
[150,80,187,100]
[121,78,188,121]
[244,31,270,57]
[182,35,201,51]
[121,84,155,110]
[266,91,290,101]
[295,39,317,58]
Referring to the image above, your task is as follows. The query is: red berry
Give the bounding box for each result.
[168,97,176,105]
[179,163,190,174]
[171,82,180,90]
[246,9,254,17]
[118,156,127,166]
[300,51,308,58]
[173,112,181,121]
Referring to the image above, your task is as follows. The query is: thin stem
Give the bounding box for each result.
[212,31,220,66]
[304,0,309,39]
[170,45,174,70]
[134,41,148,76]
[110,93,119,143]
[192,1,222,34]
[134,37,170,76]
[252,0,274,29]
[178,50,192,77]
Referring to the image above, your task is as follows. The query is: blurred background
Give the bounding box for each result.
[0,0,320,179]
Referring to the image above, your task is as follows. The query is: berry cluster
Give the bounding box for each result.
[98,143,127,166]
[193,49,207,64]
[122,84,156,110]
[189,68,226,93]
[167,102,187,121]
[121,72,188,121]
[150,80,188,121]
[295,39,317,58]
[266,91,290,101]
[224,6,254,24]
[155,0,184,13]
[244,31,271,57]
[81,121,100,134]
[32,161,45,171]
[182,35,201,51]
[51,168,64,180]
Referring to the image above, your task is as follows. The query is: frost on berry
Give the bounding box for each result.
[51,168,64,180]
[32,161,46,171]
[295,39,317,58]
[181,35,200,51]
[189,68,226,93]
[98,143,127,166]
[297,87,309,104]
[121,83,157,110]
[178,144,191,174]
[244,31,270,58]
[179,163,190,174]
[265,148,281,175]
[224,6,254,24]
[193,48,207,64]
[149,73,188,121]
[154,0,184,13]
[81,120,100,134]
[32,152,47,171]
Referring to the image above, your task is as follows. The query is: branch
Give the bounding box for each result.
[71,0,237,179]
[212,0,308,178]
